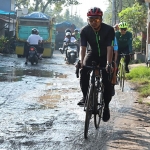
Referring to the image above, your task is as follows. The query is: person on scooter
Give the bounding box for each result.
[25,28,43,64]
[62,32,77,62]
[72,29,80,55]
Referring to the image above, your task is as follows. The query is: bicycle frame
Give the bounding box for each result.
[84,62,105,138]
[118,54,126,91]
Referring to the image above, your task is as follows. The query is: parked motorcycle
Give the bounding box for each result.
[28,46,39,65]
[59,42,78,64]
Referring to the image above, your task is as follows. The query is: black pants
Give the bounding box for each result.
[80,53,112,107]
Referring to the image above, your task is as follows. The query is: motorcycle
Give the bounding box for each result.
[28,46,39,65]
[59,42,78,64]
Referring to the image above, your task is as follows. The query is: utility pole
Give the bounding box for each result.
[112,0,116,26]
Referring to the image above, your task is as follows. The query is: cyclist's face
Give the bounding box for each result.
[120,28,127,35]
[88,16,102,29]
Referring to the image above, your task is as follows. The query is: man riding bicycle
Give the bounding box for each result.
[77,7,115,122]
[115,22,133,73]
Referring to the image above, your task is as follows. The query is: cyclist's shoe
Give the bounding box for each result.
[77,97,85,105]
[102,107,110,122]
[111,85,115,96]
[125,67,129,73]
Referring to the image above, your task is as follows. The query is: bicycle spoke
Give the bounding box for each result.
[94,85,104,129]
[84,85,93,139]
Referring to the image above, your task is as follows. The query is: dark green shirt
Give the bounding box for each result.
[115,31,132,53]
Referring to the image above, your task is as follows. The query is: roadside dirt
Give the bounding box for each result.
[106,63,150,150]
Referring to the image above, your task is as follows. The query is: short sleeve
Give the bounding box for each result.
[106,27,115,46]
[80,28,87,47]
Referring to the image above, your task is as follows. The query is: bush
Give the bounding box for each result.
[0,36,8,51]
[132,36,142,52]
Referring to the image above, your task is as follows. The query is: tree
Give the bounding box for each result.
[15,0,80,13]
[118,3,147,37]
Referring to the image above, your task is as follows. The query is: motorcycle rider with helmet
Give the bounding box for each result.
[72,29,80,55]
[25,28,43,64]
[62,32,77,62]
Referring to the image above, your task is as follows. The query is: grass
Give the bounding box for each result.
[126,66,150,100]
[138,99,143,104]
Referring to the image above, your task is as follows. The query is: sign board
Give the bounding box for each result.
[0,0,15,12]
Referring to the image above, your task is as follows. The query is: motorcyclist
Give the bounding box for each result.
[72,29,80,41]
[25,28,43,64]
[72,29,80,55]
[62,32,77,62]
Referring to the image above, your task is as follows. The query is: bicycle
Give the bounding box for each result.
[83,61,111,139]
[117,53,134,92]
[117,53,126,92]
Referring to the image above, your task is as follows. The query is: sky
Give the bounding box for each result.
[67,0,109,22]
[29,0,109,22]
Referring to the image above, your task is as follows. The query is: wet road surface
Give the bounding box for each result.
[0,51,136,150]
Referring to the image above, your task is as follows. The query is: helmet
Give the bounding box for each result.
[66,32,71,36]
[87,7,103,17]
[74,29,78,32]
[65,28,72,33]
[119,22,128,29]
[32,28,37,34]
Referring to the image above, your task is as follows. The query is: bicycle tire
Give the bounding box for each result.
[94,84,104,129]
[121,65,125,92]
[84,85,93,139]
[119,64,123,89]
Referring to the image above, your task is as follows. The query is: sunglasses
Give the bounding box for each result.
[120,28,127,31]
[88,18,101,23]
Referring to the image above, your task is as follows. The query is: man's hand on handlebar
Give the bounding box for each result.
[106,64,113,73]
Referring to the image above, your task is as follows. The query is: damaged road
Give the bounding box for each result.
[0,51,150,150]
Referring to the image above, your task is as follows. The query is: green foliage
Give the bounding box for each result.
[0,36,8,50]
[132,36,142,52]
[138,84,150,97]
[15,0,85,29]
[118,3,147,36]
[126,66,150,98]
[16,0,80,13]
[126,66,150,80]
[54,8,86,28]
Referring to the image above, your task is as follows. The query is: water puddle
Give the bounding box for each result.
[0,67,67,82]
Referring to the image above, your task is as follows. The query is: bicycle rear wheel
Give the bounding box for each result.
[94,85,104,129]
[84,85,93,139]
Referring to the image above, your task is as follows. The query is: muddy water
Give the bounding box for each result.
[0,67,67,82]
[0,52,135,150]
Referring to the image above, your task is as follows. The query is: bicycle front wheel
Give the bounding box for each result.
[119,64,123,89]
[94,85,104,129]
[121,65,125,92]
[84,85,93,139]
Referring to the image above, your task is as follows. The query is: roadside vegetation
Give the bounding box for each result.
[126,66,150,104]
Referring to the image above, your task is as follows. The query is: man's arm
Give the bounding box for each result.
[106,27,115,65]
[107,46,113,65]
[79,46,86,64]
[79,28,87,65]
